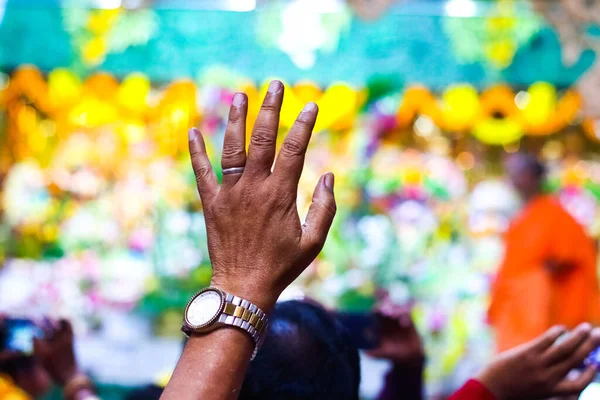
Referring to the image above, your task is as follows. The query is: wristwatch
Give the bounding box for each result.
[182,287,269,359]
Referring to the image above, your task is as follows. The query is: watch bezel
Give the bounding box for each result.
[183,287,226,331]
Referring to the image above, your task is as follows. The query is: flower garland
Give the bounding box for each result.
[396,83,583,145]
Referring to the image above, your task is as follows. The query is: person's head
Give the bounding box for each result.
[239,300,361,400]
[504,152,546,200]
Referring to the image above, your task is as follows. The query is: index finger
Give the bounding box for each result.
[244,80,284,180]
[551,327,600,378]
[527,325,567,353]
[543,323,592,365]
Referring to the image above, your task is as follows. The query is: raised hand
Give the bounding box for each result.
[477,323,600,399]
[33,319,78,386]
[188,80,336,311]
[367,299,425,368]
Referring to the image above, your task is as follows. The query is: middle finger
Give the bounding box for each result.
[244,80,284,181]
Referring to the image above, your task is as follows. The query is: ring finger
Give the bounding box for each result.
[221,92,248,188]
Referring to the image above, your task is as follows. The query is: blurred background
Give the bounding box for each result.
[1,0,600,398]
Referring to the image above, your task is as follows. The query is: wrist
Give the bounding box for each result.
[63,373,95,400]
[476,369,505,400]
[58,369,80,387]
[210,277,278,313]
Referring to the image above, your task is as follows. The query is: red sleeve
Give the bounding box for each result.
[448,379,496,400]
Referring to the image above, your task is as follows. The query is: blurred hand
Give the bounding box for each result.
[366,299,425,368]
[33,319,78,386]
[478,323,600,400]
[189,81,336,311]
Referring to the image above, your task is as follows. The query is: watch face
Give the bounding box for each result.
[186,289,224,328]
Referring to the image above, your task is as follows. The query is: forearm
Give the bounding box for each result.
[161,328,254,400]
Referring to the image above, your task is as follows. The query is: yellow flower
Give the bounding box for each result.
[0,375,31,400]
[87,9,121,35]
[82,37,108,66]
[485,39,516,69]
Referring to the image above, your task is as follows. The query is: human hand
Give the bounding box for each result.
[33,319,78,386]
[478,323,600,400]
[366,299,425,368]
[189,80,336,312]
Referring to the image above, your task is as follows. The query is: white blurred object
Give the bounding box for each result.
[468,180,520,235]
[2,162,51,226]
[445,0,478,18]
[469,180,520,214]
[277,0,348,69]
[580,382,600,400]
[559,188,597,229]
[278,0,329,69]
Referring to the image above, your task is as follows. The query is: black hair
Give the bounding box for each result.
[0,355,37,382]
[126,385,165,400]
[527,156,546,179]
[239,300,361,400]
[513,152,547,179]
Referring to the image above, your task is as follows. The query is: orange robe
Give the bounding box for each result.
[489,195,600,353]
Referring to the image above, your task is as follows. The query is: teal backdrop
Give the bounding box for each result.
[0,0,595,87]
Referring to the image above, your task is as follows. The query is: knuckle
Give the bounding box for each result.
[260,102,279,113]
[294,117,313,130]
[193,165,212,183]
[281,137,306,157]
[221,143,245,160]
[251,127,276,148]
[317,199,337,217]
[228,109,243,125]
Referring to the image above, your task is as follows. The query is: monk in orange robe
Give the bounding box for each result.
[489,153,600,352]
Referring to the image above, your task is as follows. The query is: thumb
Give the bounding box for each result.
[301,173,336,256]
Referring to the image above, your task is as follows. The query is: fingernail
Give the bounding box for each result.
[323,172,334,190]
[268,80,282,94]
[232,92,245,107]
[592,327,600,338]
[303,102,317,113]
[578,322,593,333]
[188,128,198,141]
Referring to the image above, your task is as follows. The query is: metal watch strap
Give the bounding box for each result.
[182,290,269,359]
[219,293,268,354]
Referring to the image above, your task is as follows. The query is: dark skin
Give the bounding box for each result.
[478,323,600,399]
[367,300,425,368]
[0,317,93,399]
[161,81,336,400]
[0,315,52,398]
[33,319,96,400]
[504,154,544,203]
[367,299,425,400]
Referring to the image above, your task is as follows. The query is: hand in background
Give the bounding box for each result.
[367,299,425,368]
[477,323,600,400]
[33,319,78,386]
[189,80,336,311]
